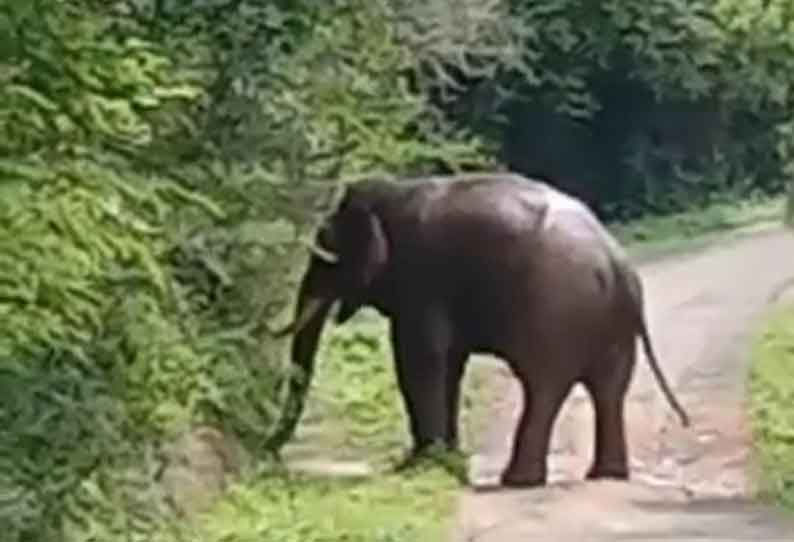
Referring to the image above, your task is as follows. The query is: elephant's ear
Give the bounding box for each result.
[336,201,389,290]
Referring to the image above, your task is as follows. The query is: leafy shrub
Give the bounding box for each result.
[0,1,501,540]
[0,4,236,538]
[432,0,794,218]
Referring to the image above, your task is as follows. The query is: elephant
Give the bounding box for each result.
[267,172,689,487]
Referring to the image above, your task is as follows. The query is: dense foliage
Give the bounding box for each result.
[2,0,794,541]
[437,0,794,218]
[0,4,211,539]
[0,1,494,540]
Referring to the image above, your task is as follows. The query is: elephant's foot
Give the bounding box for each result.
[500,464,547,488]
[393,440,456,472]
[586,461,629,481]
[393,450,425,472]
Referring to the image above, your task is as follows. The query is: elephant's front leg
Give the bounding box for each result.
[390,309,461,455]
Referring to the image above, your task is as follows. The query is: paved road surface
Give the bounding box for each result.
[455,227,794,541]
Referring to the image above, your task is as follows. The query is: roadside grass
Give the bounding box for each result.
[749,304,794,511]
[282,313,409,466]
[610,194,784,261]
[286,311,492,468]
[175,465,460,542]
[161,308,492,541]
[162,193,786,540]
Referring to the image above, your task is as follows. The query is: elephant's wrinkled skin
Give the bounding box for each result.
[270,172,689,487]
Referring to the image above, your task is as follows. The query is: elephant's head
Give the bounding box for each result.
[265,192,390,450]
[302,195,390,325]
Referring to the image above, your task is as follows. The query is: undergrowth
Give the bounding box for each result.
[749,304,794,511]
[298,312,409,464]
[179,466,459,542]
[150,308,480,541]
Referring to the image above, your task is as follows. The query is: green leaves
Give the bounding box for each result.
[1,2,503,541]
[0,4,225,541]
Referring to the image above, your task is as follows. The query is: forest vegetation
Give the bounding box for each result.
[2,1,794,540]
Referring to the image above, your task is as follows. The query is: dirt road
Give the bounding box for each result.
[455,226,794,541]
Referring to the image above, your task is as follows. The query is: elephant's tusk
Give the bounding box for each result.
[310,244,339,264]
[297,238,339,264]
[268,296,328,338]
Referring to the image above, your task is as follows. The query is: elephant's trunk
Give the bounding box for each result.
[264,277,333,452]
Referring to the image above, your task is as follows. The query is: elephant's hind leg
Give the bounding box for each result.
[582,340,636,480]
[501,376,574,488]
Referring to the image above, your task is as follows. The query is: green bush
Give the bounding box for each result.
[0,1,501,540]
[434,0,794,217]
[0,5,243,538]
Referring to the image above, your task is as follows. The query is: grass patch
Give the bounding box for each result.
[749,304,794,510]
[173,465,459,542]
[610,194,784,261]
[155,308,488,541]
[289,310,493,466]
[286,312,410,465]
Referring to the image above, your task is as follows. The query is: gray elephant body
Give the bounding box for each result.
[274,172,688,487]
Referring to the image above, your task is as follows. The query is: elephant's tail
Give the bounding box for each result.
[618,262,691,428]
[637,309,691,427]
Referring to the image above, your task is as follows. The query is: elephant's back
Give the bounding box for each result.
[441,184,625,353]
[382,174,626,328]
[532,197,622,310]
